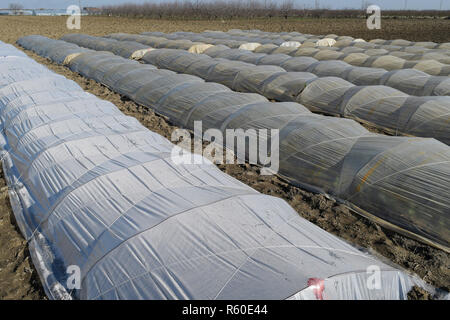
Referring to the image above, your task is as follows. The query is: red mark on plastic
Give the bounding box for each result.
[307,278,325,300]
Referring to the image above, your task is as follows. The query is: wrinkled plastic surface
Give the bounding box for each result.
[65,34,450,145]
[17,36,450,252]
[129,32,450,88]
[2,40,428,300]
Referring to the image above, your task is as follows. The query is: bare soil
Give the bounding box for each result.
[0,16,448,300]
[0,169,45,299]
[0,16,449,44]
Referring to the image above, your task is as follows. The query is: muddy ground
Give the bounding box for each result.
[0,16,448,299]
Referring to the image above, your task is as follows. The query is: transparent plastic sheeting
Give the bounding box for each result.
[18,36,450,252]
[62,34,450,146]
[221,29,450,50]
[2,41,426,301]
[104,33,450,97]
[162,31,450,64]
[139,31,450,76]
[184,29,450,54]
[8,40,440,301]
[329,43,450,64]
[142,31,450,77]
[148,29,450,54]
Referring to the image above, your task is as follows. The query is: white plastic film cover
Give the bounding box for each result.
[107,32,450,97]
[135,31,450,77]
[18,36,450,253]
[2,40,430,300]
[238,42,262,51]
[63,34,450,146]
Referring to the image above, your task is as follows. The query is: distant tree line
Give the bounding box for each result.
[8,3,23,14]
[99,1,450,20]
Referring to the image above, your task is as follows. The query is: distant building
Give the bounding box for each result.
[9,9,33,16]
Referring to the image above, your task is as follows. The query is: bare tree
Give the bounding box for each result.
[9,3,24,15]
[99,1,450,20]
[280,0,293,19]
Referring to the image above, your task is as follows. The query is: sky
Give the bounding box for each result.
[0,0,448,10]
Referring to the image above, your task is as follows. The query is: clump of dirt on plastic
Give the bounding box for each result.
[408,286,434,300]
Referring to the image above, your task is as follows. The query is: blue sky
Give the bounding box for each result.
[0,0,448,10]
